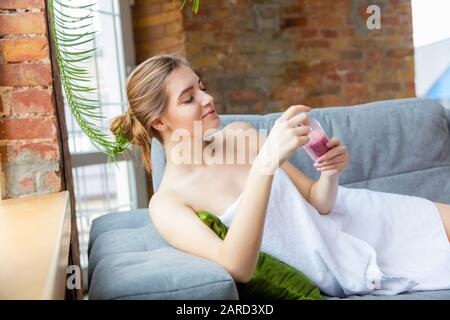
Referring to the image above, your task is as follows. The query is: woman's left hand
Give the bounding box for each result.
[314,137,349,178]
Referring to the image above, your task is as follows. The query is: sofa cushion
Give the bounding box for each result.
[88,210,156,254]
[88,210,239,300]
[88,226,168,284]
[89,248,238,300]
[344,165,450,204]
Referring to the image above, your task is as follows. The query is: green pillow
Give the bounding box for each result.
[196,210,322,300]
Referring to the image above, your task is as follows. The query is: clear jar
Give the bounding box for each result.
[302,117,331,162]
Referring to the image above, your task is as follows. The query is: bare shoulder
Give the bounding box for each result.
[148,190,237,279]
[148,190,184,218]
[148,190,209,249]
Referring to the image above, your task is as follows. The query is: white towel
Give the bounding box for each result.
[219,168,450,297]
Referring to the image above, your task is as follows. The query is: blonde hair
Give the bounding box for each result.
[110,53,192,174]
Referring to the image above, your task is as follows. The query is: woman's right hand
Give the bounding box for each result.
[254,105,312,175]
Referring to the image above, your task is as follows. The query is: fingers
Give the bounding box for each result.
[288,113,310,127]
[326,137,340,148]
[294,135,310,147]
[317,145,347,163]
[315,155,346,167]
[317,160,346,172]
[292,125,311,137]
[280,105,311,121]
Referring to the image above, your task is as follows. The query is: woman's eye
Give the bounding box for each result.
[184,86,207,103]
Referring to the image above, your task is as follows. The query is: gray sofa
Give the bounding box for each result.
[88,98,450,300]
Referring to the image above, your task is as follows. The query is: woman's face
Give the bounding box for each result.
[160,65,221,140]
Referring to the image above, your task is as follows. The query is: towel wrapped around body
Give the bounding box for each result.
[218,168,450,297]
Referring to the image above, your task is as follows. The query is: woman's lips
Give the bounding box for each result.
[203,110,217,118]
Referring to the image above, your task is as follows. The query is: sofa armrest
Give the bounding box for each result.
[88,211,239,300]
[89,246,239,300]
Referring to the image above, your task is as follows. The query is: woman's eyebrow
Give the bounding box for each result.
[177,78,202,100]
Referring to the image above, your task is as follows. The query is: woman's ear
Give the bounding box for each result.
[150,117,167,132]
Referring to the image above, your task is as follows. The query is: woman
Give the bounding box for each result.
[111,53,450,297]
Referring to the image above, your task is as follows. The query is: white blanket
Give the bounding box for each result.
[219,168,450,297]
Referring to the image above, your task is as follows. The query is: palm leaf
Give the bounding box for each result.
[48,0,131,166]
[47,0,202,168]
[178,0,201,14]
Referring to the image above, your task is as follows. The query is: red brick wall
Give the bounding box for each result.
[0,0,62,199]
[132,0,186,63]
[133,0,415,115]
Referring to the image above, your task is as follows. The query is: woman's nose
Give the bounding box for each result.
[200,91,213,106]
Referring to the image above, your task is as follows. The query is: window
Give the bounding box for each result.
[61,0,148,291]
[412,0,450,109]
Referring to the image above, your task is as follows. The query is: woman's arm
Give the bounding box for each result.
[281,160,338,215]
[310,137,349,215]
[272,136,348,215]
[218,160,275,282]
[309,174,339,215]
[219,105,312,282]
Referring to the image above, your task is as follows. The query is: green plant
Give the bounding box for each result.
[178,0,201,14]
[47,0,201,165]
[48,0,130,165]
